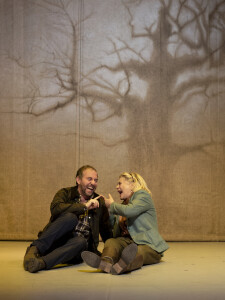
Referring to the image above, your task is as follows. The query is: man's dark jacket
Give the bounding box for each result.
[39,186,112,253]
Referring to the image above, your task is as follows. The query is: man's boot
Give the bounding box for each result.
[111,243,138,275]
[23,246,40,271]
[27,257,46,273]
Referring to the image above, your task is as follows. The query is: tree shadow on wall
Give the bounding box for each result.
[2,0,225,238]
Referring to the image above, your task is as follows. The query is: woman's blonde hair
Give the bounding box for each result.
[119,172,152,196]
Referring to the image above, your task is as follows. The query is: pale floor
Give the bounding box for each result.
[0,241,225,300]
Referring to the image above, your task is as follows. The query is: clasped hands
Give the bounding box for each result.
[85,194,114,210]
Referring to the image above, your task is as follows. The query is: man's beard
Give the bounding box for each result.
[79,185,95,199]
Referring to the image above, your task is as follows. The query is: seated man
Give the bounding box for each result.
[23,165,112,273]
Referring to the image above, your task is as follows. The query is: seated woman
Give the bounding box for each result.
[81,172,169,275]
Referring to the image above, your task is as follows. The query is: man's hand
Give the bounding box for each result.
[104,194,114,208]
[85,196,100,210]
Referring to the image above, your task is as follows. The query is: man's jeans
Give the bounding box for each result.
[32,213,88,269]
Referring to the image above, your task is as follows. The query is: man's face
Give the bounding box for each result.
[76,168,98,199]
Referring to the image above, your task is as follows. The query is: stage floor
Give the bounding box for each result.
[0,241,225,300]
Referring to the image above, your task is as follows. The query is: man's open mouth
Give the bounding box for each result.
[87,186,94,191]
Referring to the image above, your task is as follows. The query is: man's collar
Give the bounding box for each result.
[71,185,80,200]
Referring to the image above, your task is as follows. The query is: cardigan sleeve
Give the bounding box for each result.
[109,190,153,218]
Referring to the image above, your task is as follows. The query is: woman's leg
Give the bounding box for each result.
[101,237,133,263]
[81,237,135,274]
[112,245,162,274]
[137,244,162,265]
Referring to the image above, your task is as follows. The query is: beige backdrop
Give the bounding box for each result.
[0,0,225,241]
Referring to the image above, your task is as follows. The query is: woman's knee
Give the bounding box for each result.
[137,245,161,265]
[104,238,119,248]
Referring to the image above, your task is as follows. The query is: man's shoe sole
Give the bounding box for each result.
[27,257,45,273]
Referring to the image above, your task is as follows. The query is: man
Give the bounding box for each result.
[23,165,112,273]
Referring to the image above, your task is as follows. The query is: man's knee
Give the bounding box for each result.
[59,212,78,227]
[70,234,87,246]
[70,236,88,252]
[77,236,87,248]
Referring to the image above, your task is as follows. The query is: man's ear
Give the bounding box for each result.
[76,176,81,185]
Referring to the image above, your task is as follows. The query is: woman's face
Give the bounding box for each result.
[116,176,133,200]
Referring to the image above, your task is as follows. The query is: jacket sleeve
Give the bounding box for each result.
[109,191,152,218]
[50,188,87,219]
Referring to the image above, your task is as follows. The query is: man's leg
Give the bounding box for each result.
[27,235,88,273]
[43,235,88,269]
[32,213,79,255]
[24,213,78,271]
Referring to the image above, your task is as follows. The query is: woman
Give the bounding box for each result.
[81,172,169,275]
